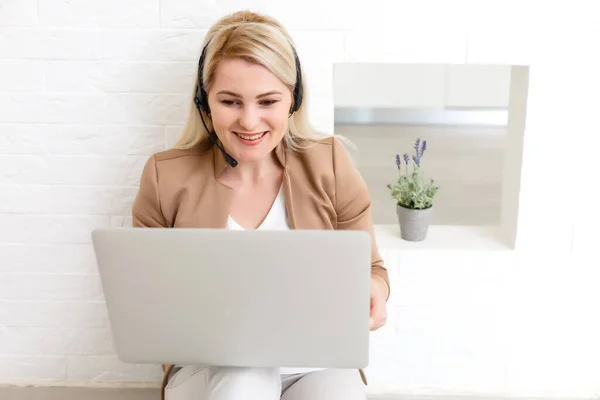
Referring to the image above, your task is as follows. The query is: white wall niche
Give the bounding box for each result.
[333,63,529,250]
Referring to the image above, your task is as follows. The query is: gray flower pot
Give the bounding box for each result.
[396,204,434,242]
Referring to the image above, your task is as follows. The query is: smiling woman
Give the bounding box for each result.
[208,59,292,162]
[131,9,390,400]
[173,11,326,154]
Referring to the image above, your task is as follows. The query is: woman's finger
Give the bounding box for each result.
[369,294,387,331]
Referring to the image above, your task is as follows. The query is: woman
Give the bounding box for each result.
[132,10,390,400]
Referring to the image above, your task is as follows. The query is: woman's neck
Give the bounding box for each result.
[218,151,282,188]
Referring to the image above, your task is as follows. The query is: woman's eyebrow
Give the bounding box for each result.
[216,90,283,98]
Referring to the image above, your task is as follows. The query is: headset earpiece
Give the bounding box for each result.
[290,46,303,115]
[194,43,211,114]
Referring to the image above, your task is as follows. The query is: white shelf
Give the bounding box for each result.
[373,224,512,251]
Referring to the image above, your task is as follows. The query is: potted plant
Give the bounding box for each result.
[387,138,440,241]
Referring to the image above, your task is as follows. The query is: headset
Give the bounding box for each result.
[193,40,304,168]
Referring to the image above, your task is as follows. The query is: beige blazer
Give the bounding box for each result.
[131,136,390,397]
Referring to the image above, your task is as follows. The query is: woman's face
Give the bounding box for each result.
[207,57,293,164]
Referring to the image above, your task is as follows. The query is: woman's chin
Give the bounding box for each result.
[230,150,271,164]
[227,135,282,163]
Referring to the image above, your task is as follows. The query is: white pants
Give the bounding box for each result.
[165,366,366,400]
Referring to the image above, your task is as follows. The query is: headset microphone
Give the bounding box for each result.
[194,97,238,168]
[210,133,239,168]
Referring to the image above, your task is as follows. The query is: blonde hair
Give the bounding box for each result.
[173,10,329,151]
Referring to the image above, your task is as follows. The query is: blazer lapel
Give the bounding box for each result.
[206,181,232,228]
[273,142,298,230]
[282,170,296,229]
[203,145,233,229]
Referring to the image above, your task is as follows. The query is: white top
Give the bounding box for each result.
[228,185,325,375]
[226,185,289,232]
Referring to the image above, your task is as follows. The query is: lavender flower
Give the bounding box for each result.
[388,137,439,210]
[412,155,421,167]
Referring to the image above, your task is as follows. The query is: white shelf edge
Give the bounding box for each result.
[373,224,512,251]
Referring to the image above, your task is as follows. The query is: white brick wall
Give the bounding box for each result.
[1,0,599,397]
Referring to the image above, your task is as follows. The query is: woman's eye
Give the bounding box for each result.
[220,100,278,107]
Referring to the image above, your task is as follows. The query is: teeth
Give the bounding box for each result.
[236,132,265,141]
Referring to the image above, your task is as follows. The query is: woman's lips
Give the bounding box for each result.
[233,131,268,145]
[234,131,265,140]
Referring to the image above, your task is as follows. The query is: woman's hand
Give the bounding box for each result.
[369,275,389,331]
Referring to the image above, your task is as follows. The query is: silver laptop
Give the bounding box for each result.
[91,228,372,369]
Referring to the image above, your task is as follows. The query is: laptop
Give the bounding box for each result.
[91,228,372,369]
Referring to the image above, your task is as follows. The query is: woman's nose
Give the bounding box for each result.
[238,106,261,131]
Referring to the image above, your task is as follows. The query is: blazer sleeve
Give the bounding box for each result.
[132,154,168,228]
[332,137,390,299]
